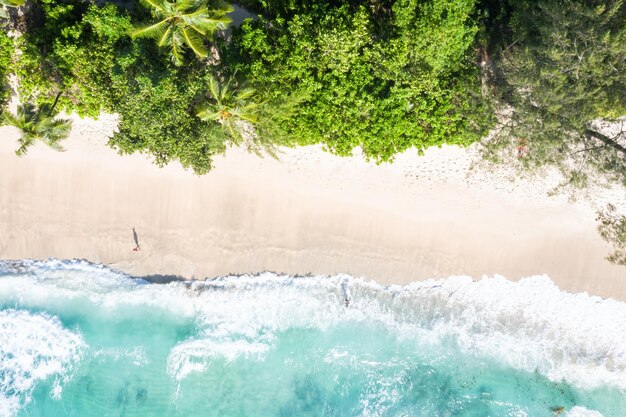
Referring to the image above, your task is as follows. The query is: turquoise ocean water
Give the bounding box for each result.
[0,260,625,417]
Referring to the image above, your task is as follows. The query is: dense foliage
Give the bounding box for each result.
[3,95,72,155]
[228,0,492,160]
[0,29,11,107]
[12,1,230,172]
[108,65,228,173]
[132,0,232,66]
[1,0,624,181]
[482,0,626,189]
[0,0,24,19]
[2,0,498,172]
[15,1,135,116]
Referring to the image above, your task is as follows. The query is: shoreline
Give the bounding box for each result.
[1,116,625,302]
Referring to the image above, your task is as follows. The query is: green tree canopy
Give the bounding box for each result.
[132,0,232,66]
[227,0,492,161]
[0,0,24,20]
[0,30,12,107]
[14,2,136,116]
[196,75,260,144]
[12,1,231,173]
[108,66,229,174]
[483,0,626,189]
[2,96,73,156]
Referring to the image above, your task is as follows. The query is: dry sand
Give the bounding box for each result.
[1,115,625,301]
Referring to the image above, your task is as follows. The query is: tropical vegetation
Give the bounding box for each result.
[0,30,11,106]
[225,0,492,161]
[3,94,73,155]
[0,0,24,20]
[0,0,623,189]
[196,74,265,149]
[481,0,626,191]
[132,0,232,66]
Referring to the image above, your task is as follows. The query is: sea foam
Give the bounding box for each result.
[0,259,624,417]
[0,309,85,417]
[1,260,625,390]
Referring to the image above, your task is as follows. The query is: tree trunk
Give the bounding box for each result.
[586,129,626,156]
[50,91,63,113]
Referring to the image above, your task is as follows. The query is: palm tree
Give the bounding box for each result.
[2,95,73,156]
[196,74,260,145]
[0,0,24,19]
[132,0,232,66]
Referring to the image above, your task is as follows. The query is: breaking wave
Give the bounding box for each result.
[0,259,624,417]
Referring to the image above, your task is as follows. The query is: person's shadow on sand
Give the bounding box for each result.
[132,228,141,251]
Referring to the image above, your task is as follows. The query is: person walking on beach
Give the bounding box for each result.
[132,228,141,251]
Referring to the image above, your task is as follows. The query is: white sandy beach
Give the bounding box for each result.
[1,115,625,301]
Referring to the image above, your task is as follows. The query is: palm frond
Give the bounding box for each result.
[43,137,67,152]
[196,106,222,121]
[231,108,258,124]
[6,101,72,156]
[223,119,241,144]
[19,102,37,118]
[132,20,170,39]
[2,109,19,127]
[139,0,166,13]
[15,135,34,156]
[202,15,232,29]
[169,30,185,66]
[136,0,232,64]
[184,12,231,35]
[0,0,24,8]
[181,26,208,58]
[207,75,221,101]
[158,26,173,47]
[213,3,234,16]
[182,7,211,33]
[46,119,73,141]
[175,0,198,13]
[236,87,256,102]
[197,74,264,146]
[38,102,56,115]
[221,77,233,101]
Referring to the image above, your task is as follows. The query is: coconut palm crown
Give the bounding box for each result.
[132,0,232,66]
[196,75,260,144]
[0,0,25,19]
[3,101,73,156]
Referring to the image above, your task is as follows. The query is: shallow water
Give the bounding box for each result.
[0,260,624,417]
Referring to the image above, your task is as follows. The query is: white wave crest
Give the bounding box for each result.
[567,406,606,417]
[356,275,626,390]
[0,309,86,417]
[1,260,625,393]
[161,272,626,390]
[167,339,270,380]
